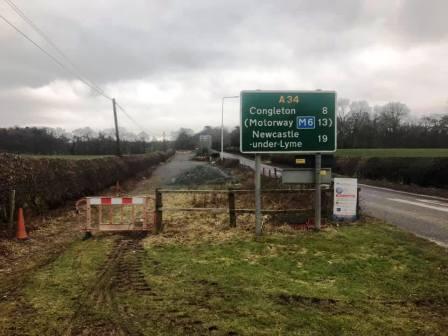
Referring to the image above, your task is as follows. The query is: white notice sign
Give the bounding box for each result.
[333,178,358,220]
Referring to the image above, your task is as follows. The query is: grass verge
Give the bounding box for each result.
[136,220,448,335]
[1,189,447,335]
[0,236,114,336]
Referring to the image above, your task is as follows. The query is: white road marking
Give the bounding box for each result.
[387,198,448,213]
[416,199,448,207]
[360,184,448,201]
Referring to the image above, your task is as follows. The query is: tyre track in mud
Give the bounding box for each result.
[65,234,151,336]
[2,153,228,335]
[61,153,208,336]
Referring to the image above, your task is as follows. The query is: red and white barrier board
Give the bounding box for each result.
[88,197,145,205]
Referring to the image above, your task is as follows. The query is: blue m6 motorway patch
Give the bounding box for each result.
[297,116,315,129]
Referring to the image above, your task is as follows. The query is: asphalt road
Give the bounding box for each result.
[359,184,448,247]
[148,151,207,187]
[221,151,448,247]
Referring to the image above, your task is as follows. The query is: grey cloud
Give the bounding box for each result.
[389,0,448,44]
[0,0,447,133]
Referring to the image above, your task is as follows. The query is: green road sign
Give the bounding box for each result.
[240,90,337,153]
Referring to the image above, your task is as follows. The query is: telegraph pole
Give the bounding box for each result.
[112,98,121,156]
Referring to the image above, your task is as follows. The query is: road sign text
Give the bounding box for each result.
[240,91,337,153]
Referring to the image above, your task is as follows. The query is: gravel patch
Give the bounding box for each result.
[169,165,232,186]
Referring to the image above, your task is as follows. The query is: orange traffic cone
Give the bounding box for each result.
[16,208,28,240]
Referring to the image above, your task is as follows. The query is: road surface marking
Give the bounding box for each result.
[359,184,448,201]
[387,198,448,213]
[416,199,448,207]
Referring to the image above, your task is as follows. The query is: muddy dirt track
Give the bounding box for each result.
[0,152,223,336]
[65,234,151,336]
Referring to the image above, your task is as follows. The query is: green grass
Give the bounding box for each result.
[1,222,447,335]
[136,223,448,335]
[0,237,114,336]
[336,148,448,158]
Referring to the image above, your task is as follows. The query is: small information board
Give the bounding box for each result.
[282,168,332,184]
[294,154,335,168]
[240,90,336,153]
[333,178,358,221]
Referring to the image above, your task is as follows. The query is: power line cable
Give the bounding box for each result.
[1,7,146,134]
[3,0,111,100]
[116,102,148,134]
[0,13,110,99]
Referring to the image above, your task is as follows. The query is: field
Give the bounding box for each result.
[22,154,116,160]
[336,148,448,158]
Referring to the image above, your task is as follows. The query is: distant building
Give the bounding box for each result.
[199,135,212,154]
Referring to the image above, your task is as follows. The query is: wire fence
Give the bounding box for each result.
[153,187,334,232]
[220,152,283,178]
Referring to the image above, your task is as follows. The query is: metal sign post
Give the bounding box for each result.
[255,154,262,236]
[314,153,321,230]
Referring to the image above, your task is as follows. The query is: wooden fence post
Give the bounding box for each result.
[228,189,236,227]
[8,189,15,233]
[154,189,163,233]
[357,187,361,220]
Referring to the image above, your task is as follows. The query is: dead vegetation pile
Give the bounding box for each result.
[144,192,254,248]
[146,166,334,248]
[169,165,232,185]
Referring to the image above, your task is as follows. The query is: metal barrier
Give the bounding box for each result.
[78,196,153,233]
[220,152,282,178]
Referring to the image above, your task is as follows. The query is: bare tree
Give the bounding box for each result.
[377,102,410,134]
[337,98,350,148]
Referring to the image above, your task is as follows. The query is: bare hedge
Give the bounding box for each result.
[335,157,448,188]
[268,154,448,188]
[0,151,173,214]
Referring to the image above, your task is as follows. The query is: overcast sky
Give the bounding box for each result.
[1,0,447,137]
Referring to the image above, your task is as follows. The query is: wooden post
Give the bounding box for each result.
[155,189,163,233]
[8,189,15,233]
[357,187,361,220]
[228,189,236,227]
[86,198,91,232]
